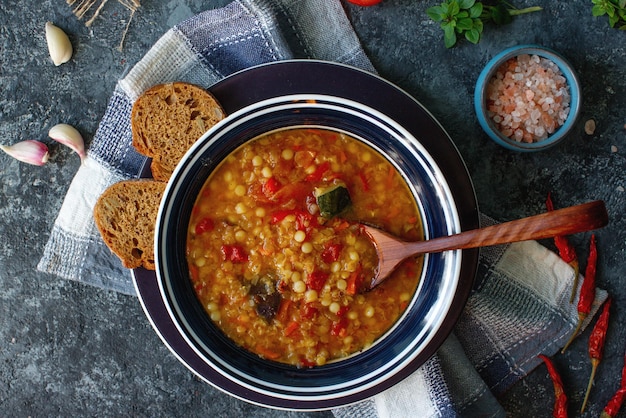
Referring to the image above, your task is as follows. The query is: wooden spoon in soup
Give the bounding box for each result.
[360,200,608,292]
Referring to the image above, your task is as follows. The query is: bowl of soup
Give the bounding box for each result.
[154,93,476,409]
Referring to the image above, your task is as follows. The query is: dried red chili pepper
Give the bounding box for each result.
[562,234,597,353]
[538,354,568,418]
[546,192,579,303]
[581,297,612,413]
[601,351,626,418]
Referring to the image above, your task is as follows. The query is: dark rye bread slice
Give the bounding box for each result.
[131,82,225,181]
[94,180,166,270]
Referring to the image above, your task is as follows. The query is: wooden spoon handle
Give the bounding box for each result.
[407,200,608,255]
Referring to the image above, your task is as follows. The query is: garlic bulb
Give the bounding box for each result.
[0,140,49,166]
[45,22,73,66]
[48,123,86,162]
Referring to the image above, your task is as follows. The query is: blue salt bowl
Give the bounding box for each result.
[474,45,581,152]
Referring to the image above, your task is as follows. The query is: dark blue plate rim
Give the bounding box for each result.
[132,60,479,410]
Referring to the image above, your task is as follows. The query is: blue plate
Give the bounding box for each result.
[133,60,479,410]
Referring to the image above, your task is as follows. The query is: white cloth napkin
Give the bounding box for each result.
[37,1,607,416]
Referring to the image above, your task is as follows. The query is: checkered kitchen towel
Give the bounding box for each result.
[38,1,607,416]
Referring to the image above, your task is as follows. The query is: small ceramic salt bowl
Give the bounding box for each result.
[474,44,581,152]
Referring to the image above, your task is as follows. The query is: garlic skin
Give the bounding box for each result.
[0,140,49,166]
[48,123,86,162]
[45,22,73,66]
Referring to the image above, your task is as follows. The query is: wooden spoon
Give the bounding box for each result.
[362,200,608,291]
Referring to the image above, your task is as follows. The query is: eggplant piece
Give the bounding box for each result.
[249,275,282,322]
[315,183,351,218]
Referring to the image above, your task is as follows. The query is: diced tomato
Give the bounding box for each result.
[358,171,370,191]
[270,209,293,224]
[194,281,205,294]
[346,264,364,295]
[295,211,317,231]
[276,299,291,322]
[277,280,290,293]
[262,177,281,197]
[299,357,317,368]
[271,209,318,232]
[283,321,299,337]
[331,317,348,337]
[336,305,350,317]
[306,270,329,291]
[301,303,318,319]
[195,217,215,235]
[255,344,281,360]
[272,182,313,205]
[305,161,330,182]
[189,264,200,282]
[221,244,248,263]
[321,242,342,263]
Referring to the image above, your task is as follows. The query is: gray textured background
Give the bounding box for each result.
[1,0,625,416]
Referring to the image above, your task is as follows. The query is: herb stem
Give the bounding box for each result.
[508,6,543,16]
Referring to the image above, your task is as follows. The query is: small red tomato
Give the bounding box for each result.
[346,0,382,5]
[194,217,214,235]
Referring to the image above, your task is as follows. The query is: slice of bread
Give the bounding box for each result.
[94,180,167,270]
[131,82,225,181]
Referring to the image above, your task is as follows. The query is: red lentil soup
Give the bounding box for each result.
[186,128,423,367]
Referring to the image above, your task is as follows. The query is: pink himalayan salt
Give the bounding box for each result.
[486,54,571,143]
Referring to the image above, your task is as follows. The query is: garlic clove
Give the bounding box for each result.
[45,22,73,66]
[48,123,86,162]
[0,140,49,166]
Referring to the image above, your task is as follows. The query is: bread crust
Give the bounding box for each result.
[131,82,225,181]
[93,180,167,270]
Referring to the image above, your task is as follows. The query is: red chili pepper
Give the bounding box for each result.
[321,242,342,263]
[546,192,579,303]
[220,244,248,263]
[538,354,568,418]
[346,0,382,5]
[601,351,626,418]
[581,297,612,413]
[194,217,215,234]
[562,234,597,353]
[306,270,329,291]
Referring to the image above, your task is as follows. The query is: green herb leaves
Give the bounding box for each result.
[426,0,483,48]
[592,0,626,30]
[427,0,541,48]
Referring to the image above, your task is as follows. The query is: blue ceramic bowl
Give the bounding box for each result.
[474,45,581,151]
[153,94,474,409]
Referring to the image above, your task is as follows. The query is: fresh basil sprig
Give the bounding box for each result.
[427,0,541,48]
[592,0,626,30]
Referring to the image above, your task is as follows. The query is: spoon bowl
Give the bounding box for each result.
[362,200,609,291]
